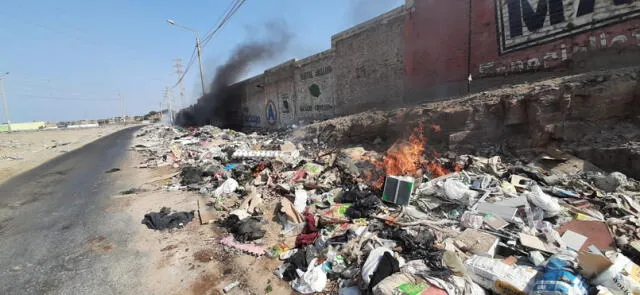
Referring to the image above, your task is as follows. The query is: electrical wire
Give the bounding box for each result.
[172,47,197,88]
[202,0,238,40]
[201,0,246,47]
[171,0,247,88]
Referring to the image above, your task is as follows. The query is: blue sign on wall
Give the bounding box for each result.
[265,100,277,125]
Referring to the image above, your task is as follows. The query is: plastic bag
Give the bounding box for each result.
[291,258,328,294]
[525,184,561,217]
[537,221,566,249]
[465,255,538,295]
[294,190,308,213]
[531,251,589,295]
[461,211,483,229]
[362,247,393,287]
[591,253,640,295]
[443,179,479,204]
[213,178,238,198]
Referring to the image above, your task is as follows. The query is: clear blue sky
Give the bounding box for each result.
[0,0,402,123]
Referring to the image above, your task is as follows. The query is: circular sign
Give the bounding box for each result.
[265,100,277,125]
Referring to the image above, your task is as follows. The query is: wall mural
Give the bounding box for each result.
[265,100,277,125]
[299,66,333,81]
[308,84,321,97]
[496,0,640,53]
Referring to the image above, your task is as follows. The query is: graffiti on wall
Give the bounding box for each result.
[300,66,333,81]
[281,93,290,113]
[244,115,261,124]
[480,29,640,75]
[265,100,277,125]
[308,84,321,97]
[497,0,640,53]
[299,104,334,112]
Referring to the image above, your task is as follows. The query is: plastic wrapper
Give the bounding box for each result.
[465,255,538,295]
[443,178,479,204]
[531,251,589,295]
[525,184,561,217]
[461,211,483,229]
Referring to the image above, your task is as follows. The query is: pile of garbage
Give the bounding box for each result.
[134,123,640,295]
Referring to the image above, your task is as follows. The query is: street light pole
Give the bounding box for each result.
[166,19,206,96]
[0,72,11,132]
[195,37,206,96]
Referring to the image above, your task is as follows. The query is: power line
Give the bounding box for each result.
[172,47,197,88]
[201,0,240,44]
[171,0,247,89]
[201,0,247,47]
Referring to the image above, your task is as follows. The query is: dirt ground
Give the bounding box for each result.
[107,151,297,295]
[0,125,129,183]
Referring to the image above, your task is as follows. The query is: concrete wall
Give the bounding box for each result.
[405,0,640,100]
[472,0,640,78]
[294,50,335,122]
[234,6,407,128]
[404,0,471,101]
[264,60,297,128]
[333,7,407,115]
[235,0,640,129]
[240,75,266,128]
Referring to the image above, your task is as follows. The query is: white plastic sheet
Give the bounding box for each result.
[213,178,238,198]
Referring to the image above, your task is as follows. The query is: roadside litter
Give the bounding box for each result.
[141,207,194,230]
[132,123,640,294]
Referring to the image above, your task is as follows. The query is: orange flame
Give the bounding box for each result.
[371,123,453,189]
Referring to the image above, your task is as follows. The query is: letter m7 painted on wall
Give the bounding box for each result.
[496,0,640,53]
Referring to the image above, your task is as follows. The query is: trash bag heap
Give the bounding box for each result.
[133,123,640,295]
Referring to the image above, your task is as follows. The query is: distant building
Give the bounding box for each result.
[0,121,47,132]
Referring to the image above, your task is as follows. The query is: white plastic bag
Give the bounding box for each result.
[213,178,238,198]
[591,253,640,295]
[362,247,393,287]
[443,179,479,204]
[525,184,561,217]
[294,190,308,213]
[291,258,328,294]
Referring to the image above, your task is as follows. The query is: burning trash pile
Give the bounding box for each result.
[133,123,640,295]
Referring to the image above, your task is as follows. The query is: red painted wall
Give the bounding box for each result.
[471,0,640,78]
[404,0,470,98]
[405,0,640,99]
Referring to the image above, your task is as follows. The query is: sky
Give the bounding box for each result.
[0,0,403,123]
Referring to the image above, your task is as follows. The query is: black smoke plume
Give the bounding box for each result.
[175,22,291,129]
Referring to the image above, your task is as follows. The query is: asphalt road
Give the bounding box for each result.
[0,126,145,295]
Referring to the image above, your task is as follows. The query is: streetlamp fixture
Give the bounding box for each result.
[166,19,206,96]
[0,72,11,132]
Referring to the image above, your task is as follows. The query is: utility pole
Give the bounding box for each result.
[195,37,206,96]
[164,86,173,125]
[173,58,186,108]
[0,72,11,132]
[166,19,206,96]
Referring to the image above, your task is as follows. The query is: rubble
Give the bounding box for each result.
[132,122,640,294]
